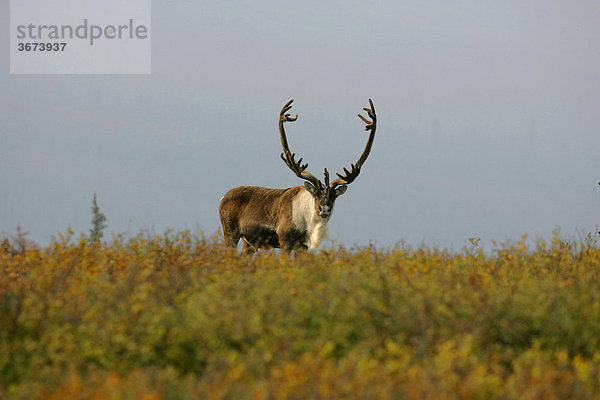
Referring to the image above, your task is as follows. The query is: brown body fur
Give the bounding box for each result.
[219,186,308,253]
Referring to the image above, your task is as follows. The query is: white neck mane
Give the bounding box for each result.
[291,189,330,250]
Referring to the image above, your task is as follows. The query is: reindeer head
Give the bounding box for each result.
[302,169,348,218]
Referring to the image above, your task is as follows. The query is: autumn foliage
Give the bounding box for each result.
[1,230,600,399]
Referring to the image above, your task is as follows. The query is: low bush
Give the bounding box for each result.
[1,230,599,399]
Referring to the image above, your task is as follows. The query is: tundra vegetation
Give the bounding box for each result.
[1,229,600,399]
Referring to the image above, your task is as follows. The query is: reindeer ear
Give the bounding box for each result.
[304,182,317,194]
[335,185,348,196]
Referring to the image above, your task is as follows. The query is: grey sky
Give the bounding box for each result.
[1,1,599,248]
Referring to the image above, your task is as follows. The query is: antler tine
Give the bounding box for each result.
[280,99,298,122]
[329,99,377,188]
[278,100,323,190]
[280,152,307,174]
[324,168,330,186]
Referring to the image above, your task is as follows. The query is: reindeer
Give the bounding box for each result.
[219,99,376,254]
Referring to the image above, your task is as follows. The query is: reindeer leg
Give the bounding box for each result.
[241,236,257,255]
[222,226,240,248]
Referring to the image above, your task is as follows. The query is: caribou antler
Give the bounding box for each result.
[329,99,377,188]
[279,99,324,191]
